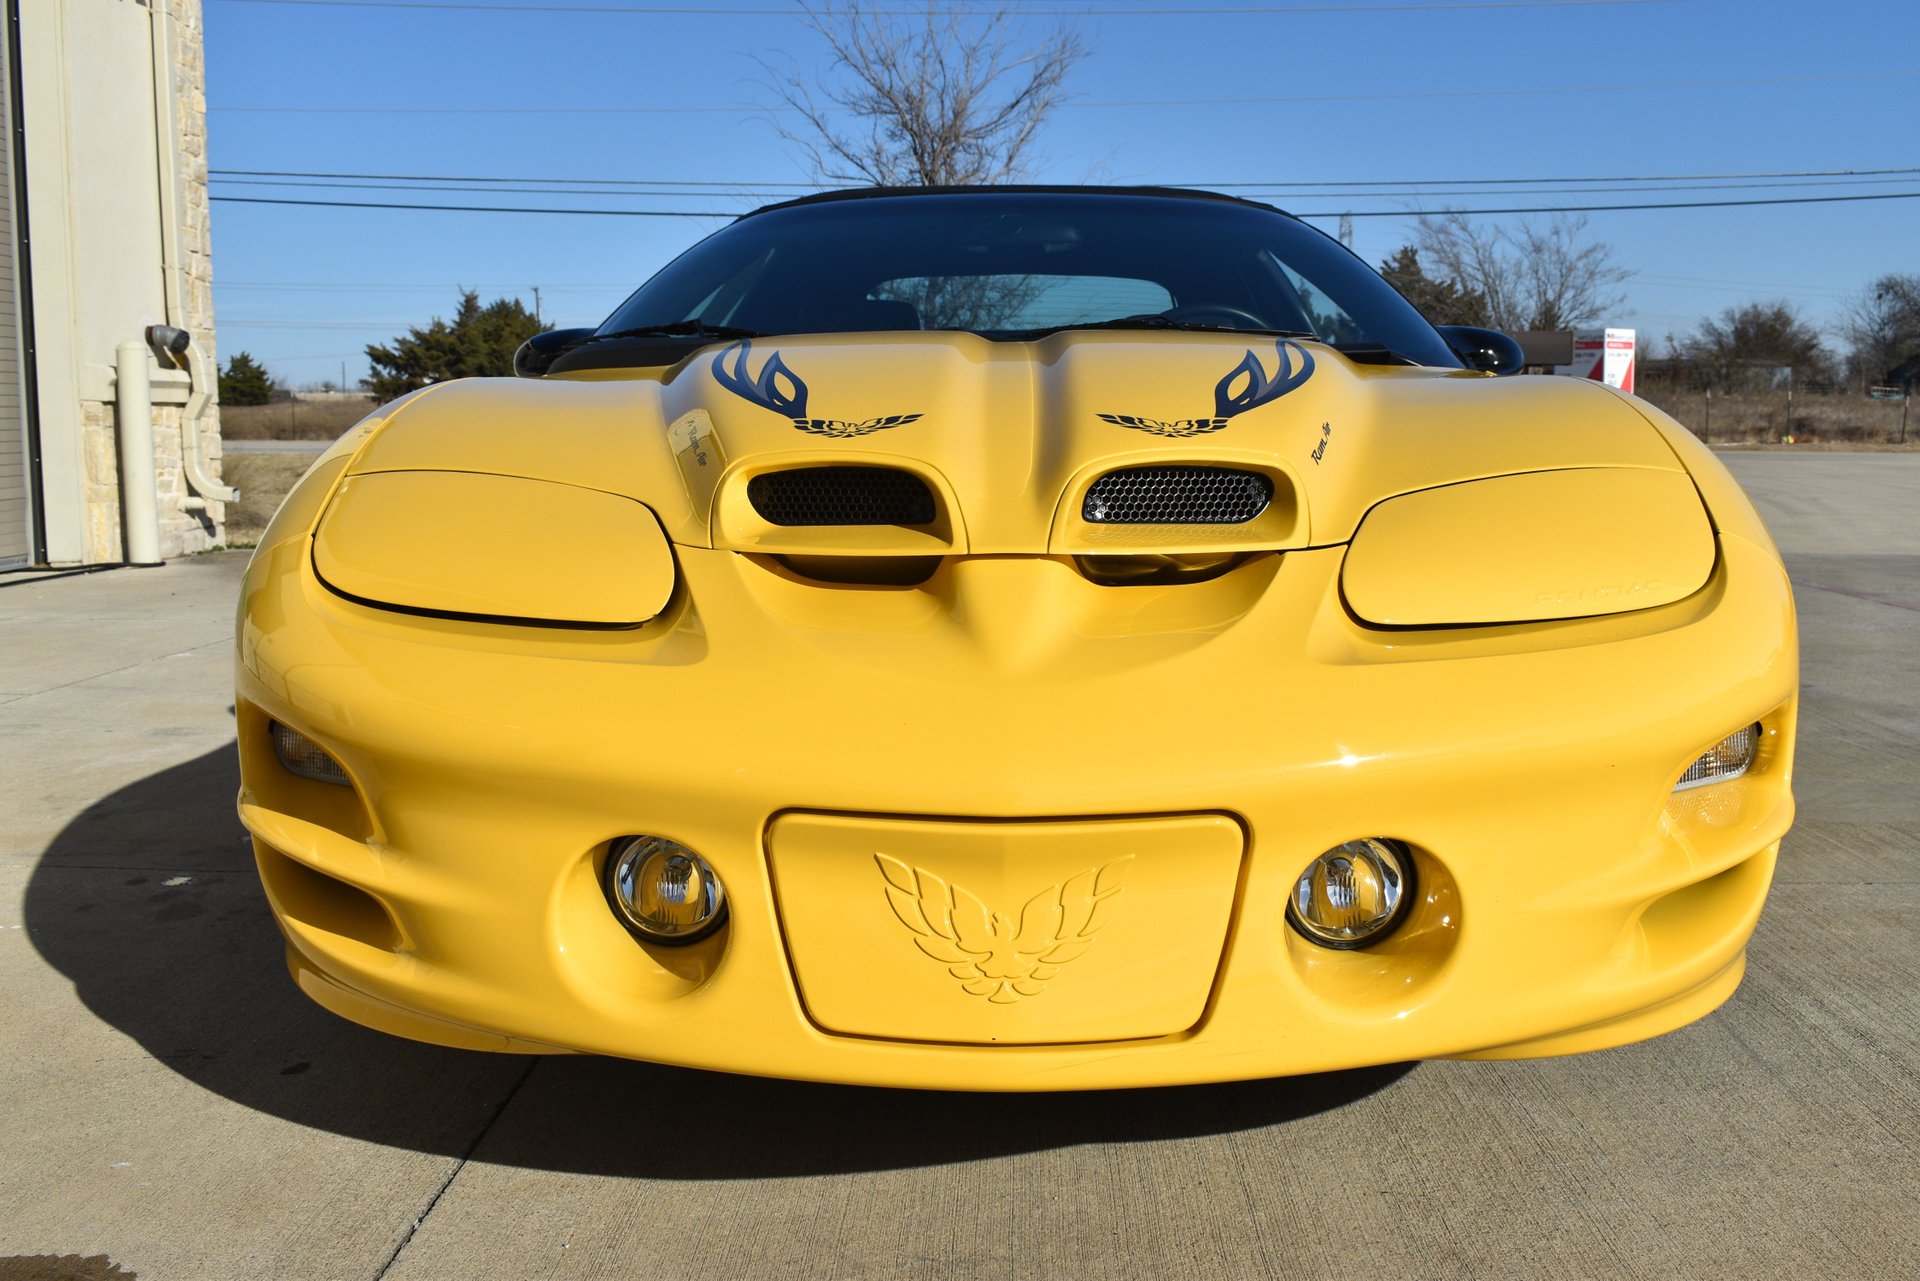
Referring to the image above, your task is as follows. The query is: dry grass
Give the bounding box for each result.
[222,452,323,547]
[1639,390,1914,446]
[222,398,373,441]
[1710,440,1920,453]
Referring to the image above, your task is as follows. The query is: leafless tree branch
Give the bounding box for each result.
[1841,273,1920,388]
[1414,211,1631,333]
[757,0,1086,187]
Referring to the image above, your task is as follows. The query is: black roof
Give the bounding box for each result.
[742,185,1290,219]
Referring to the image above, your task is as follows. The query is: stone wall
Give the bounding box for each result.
[70,0,223,563]
[160,0,224,558]
[79,400,216,564]
[81,402,121,563]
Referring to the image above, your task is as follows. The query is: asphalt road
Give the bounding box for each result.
[223,439,329,454]
[2,453,1915,1281]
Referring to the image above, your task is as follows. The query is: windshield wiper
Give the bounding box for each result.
[999,316,1316,341]
[586,321,762,344]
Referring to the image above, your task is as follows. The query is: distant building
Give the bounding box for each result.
[2,0,226,569]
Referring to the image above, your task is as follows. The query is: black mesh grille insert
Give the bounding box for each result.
[748,466,937,527]
[1082,466,1273,525]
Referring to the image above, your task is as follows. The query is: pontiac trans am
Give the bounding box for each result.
[235,187,1796,1089]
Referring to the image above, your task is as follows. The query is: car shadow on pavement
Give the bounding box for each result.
[25,744,1413,1179]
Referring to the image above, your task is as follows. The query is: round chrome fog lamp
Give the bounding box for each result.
[604,836,727,944]
[1286,838,1415,949]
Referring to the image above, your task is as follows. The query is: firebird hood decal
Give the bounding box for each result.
[1099,339,1315,438]
[712,339,924,439]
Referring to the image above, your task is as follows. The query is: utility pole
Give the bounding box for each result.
[1338,214,1354,249]
[532,286,543,329]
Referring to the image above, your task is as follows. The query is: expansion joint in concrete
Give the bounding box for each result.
[370,1057,540,1281]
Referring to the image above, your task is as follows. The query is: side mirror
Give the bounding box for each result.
[513,327,595,378]
[1436,325,1526,376]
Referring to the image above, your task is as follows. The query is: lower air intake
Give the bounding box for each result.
[1083,466,1273,525]
[748,466,937,527]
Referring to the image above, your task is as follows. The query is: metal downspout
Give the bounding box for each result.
[177,334,236,506]
[147,2,234,510]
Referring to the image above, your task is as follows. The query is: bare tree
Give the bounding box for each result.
[1414,212,1632,333]
[1682,299,1834,391]
[1842,273,1920,389]
[760,1,1086,187]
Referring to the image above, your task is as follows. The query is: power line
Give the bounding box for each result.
[207,164,1920,190]
[1327,191,1920,217]
[207,0,1682,16]
[220,280,622,291]
[1095,69,1917,108]
[224,319,427,328]
[213,168,810,184]
[213,104,744,115]
[1196,166,1920,189]
[210,189,1920,218]
[207,69,1916,114]
[1621,280,1858,300]
[205,174,1920,200]
[225,275,1866,300]
[210,178,800,198]
[212,195,736,216]
[1197,177,1920,197]
[1636,273,1857,295]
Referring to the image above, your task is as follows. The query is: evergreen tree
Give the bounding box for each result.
[218,351,274,406]
[1378,247,1491,328]
[363,291,545,403]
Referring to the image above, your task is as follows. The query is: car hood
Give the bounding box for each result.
[341,331,1687,553]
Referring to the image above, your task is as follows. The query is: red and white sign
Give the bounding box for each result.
[1555,327,1636,393]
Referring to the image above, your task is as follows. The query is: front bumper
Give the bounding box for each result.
[236,533,1796,1089]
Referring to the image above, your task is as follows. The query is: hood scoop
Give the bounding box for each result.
[1083,465,1274,525]
[748,465,936,527]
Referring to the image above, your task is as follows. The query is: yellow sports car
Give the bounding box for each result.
[236,187,1796,1089]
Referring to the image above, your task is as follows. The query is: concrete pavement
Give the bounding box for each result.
[2,453,1916,1280]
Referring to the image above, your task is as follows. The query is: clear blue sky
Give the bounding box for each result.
[202,0,1919,387]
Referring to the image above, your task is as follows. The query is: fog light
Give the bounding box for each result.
[1674,723,1760,791]
[604,835,726,944]
[1286,838,1414,949]
[271,722,350,787]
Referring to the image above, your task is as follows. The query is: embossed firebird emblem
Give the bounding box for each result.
[875,854,1132,1004]
[712,340,923,439]
[1099,338,1315,438]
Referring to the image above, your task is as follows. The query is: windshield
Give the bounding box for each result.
[596,191,1460,366]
